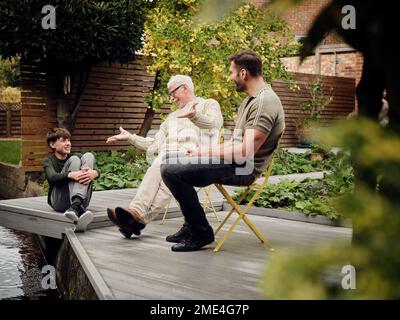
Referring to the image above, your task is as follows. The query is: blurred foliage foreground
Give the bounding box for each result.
[262,118,400,299]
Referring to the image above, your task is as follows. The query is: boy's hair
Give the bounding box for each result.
[228,50,263,77]
[46,128,71,150]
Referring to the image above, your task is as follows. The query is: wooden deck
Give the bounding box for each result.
[0,188,224,239]
[74,212,352,300]
[0,172,326,239]
[0,176,352,300]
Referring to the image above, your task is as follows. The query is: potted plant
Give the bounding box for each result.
[295,78,333,147]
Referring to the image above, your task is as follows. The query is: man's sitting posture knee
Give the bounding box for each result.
[43,128,100,232]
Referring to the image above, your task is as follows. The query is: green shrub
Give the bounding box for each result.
[92,150,150,191]
[271,147,338,175]
[0,86,21,103]
[235,152,354,220]
[41,150,151,193]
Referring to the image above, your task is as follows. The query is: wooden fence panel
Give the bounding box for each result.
[0,103,21,137]
[20,58,355,172]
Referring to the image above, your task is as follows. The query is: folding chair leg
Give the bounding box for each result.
[241,215,274,251]
[214,207,235,236]
[214,214,243,252]
[161,198,171,224]
[203,186,220,222]
[214,184,251,235]
[214,184,274,252]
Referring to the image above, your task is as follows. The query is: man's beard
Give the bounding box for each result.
[235,81,246,92]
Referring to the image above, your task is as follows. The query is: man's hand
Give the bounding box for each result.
[186,148,199,157]
[106,127,131,143]
[77,169,98,185]
[177,102,198,119]
[186,147,210,157]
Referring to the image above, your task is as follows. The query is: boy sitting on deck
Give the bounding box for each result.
[43,128,100,232]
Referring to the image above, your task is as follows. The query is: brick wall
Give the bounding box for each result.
[256,0,364,109]
[248,0,342,44]
[281,52,363,85]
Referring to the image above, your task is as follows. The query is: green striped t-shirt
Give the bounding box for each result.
[232,84,285,176]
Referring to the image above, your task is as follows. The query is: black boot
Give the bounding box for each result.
[171,227,214,252]
[166,225,192,243]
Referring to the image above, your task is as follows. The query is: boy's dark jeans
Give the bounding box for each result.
[160,155,255,237]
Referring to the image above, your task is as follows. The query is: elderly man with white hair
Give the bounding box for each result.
[105,75,223,239]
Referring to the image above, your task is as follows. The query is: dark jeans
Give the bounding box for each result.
[160,155,255,235]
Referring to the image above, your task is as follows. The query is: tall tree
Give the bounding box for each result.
[142,0,298,126]
[0,0,147,132]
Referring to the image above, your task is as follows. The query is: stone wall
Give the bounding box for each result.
[0,162,44,199]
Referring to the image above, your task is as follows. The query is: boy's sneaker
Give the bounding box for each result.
[64,208,79,223]
[75,210,94,232]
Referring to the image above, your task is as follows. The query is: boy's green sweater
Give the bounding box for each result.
[43,153,99,206]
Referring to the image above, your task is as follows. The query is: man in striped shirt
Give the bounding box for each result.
[161,50,285,252]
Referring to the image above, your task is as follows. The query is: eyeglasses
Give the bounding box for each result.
[168,84,184,97]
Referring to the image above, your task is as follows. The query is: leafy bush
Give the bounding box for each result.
[262,118,400,299]
[296,78,333,127]
[143,0,299,118]
[0,86,21,103]
[92,150,150,191]
[41,150,150,193]
[235,152,354,220]
[0,56,21,88]
[271,147,338,175]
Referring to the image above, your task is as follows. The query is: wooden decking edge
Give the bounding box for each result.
[65,229,115,300]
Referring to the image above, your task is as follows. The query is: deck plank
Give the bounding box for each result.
[76,213,352,299]
[0,187,223,238]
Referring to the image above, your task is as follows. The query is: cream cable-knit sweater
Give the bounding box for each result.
[128,97,223,156]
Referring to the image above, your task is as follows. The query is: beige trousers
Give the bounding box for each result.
[128,156,172,224]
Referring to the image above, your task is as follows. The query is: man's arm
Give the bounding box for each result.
[106,126,168,154]
[106,126,155,151]
[178,99,223,130]
[189,129,268,162]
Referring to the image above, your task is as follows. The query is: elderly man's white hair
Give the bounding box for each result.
[167,75,195,94]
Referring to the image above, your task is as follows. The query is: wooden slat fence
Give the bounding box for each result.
[0,103,21,137]
[20,57,355,172]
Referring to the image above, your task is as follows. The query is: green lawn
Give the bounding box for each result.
[0,139,21,165]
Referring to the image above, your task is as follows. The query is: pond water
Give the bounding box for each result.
[0,226,59,300]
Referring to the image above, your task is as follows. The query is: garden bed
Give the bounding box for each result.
[235,150,354,221]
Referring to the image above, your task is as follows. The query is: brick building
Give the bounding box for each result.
[249,0,363,107]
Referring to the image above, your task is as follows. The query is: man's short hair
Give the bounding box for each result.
[46,128,71,150]
[228,50,263,77]
[167,75,195,93]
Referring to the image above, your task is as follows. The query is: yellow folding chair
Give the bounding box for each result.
[161,186,220,224]
[213,151,277,253]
